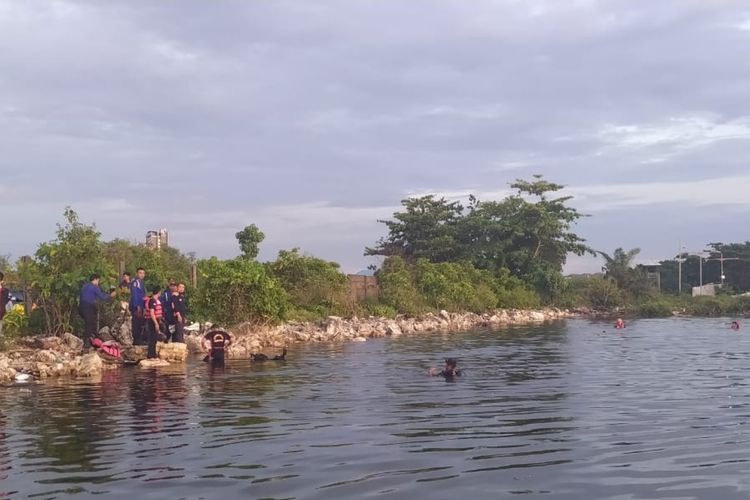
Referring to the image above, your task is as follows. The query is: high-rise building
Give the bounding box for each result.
[145,228,169,250]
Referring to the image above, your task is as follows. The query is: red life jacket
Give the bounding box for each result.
[143,296,164,320]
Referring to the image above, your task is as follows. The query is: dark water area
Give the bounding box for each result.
[3,318,750,499]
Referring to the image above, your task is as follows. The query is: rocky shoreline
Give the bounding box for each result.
[0,308,574,384]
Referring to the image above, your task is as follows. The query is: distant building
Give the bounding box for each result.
[145,229,169,250]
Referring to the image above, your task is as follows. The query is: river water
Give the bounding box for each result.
[2,318,750,499]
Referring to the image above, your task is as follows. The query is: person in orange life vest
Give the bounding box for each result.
[202,325,233,365]
[615,318,626,329]
[144,285,164,359]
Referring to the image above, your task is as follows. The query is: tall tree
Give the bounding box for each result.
[598,247,641,290]
[365,196,464,262]
[236,224,265,260]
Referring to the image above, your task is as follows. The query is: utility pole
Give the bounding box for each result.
[676,242,686,294]
[705,252,740,287]
[690,250,710,296]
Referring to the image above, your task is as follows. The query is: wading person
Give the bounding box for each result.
[129,268,146,345]
[428,358,462,379]
[144,285,164,359]
[202,326,232,366]
[78,274,116,350]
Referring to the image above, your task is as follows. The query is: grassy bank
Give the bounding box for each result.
[633,295,750,318]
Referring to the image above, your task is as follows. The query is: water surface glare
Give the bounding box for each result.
[3,318,750,499]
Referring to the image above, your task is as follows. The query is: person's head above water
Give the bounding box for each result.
[445,358,457,370]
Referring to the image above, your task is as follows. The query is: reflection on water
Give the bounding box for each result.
[5,319,750,498]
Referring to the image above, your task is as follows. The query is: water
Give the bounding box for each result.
[3,318,750,499]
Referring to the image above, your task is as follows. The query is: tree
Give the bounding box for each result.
[236,224,265,260]
[20,208,115,335]
[365,196,464,262]
[599,248,641,288]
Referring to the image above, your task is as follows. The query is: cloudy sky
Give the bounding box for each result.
[2,0,749,273]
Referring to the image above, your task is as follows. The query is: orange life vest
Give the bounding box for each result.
[143,296,164,320]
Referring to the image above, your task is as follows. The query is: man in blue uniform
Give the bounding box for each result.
[79,274,116,350]
[160,280,177,340]
[129,267,146,345]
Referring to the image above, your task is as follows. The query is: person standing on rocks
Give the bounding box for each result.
[144,285,164,359]
[171,282,187,343]
[160,280,177,341]
[129,268,146,345]
[79,274,116,350]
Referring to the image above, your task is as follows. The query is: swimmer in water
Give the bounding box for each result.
[731,321,741,331]
[615,318,626,329]
[428,358,461,378]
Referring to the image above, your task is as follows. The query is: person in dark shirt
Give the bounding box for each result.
[202,326,232,366]
[79,274,116,350]
[171,282,188,343]
[119,272,131,291]
[428,358,462,379]
[129,268,146,345]
[160,280,177,340]
[144,285,164,359]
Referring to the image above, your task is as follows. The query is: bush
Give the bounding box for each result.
[580,276,626,309]
[378,257,426,315]
[192,257,289,325]
[268,249,351,317]
[637,299,674,318]
[362,301,398,318]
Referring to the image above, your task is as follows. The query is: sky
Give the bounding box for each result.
[2,0,750,274]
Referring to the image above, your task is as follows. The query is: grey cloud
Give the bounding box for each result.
[2,0,750,272]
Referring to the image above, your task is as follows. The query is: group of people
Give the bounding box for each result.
[123,268,189,358]
[78,268,240,364]
[78,268,189,359]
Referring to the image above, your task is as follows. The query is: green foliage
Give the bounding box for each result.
[20,208,115,335]
[377,256,541,314]
[362,300,398,318]
[578,276,626,310]
[192,257,288,325]
[267,248,350,318]
[236,224,265,260]
[367,176,591,297]
[377,256,426,315]
[636,299,674,318]
[104,239,195,289]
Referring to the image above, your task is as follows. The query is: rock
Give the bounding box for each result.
[98,326,114,342]
[157,342,188,363]
[121,345,148,364]
[77,353,103,377]
[184,334,204,354]
[34,337,63,350]
[352,337,367,342]
[62,333,84,350]
[385,322,403,336]
[140,359,170,368]
[439,310,451,321]
[34,350,59,364]
[0,358,16,383]
[34,362,53,378]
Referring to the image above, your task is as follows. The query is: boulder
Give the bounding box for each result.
[0,358,16,384]
[184,334,204,354]
[139,359,170,368]
[352,337,367,342]
[439,310,451,321]
[77,353,103,377]
[121,345,148,364]
[98,326,114,342]
[385,322,403,336]
[62,332,84,351]
[34,337,63,350]
[157,342,188,363]
[33,362,54,378]
[34,350,59,364]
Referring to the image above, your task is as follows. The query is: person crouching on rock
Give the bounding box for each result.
[144,285,164,359]
[428,358,461,379]
[203,326,232,366]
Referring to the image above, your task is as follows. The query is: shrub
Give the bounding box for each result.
[637,300,674,318]
[192,257,289,325]
[268,249,351,317]
[378,257,426,315]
